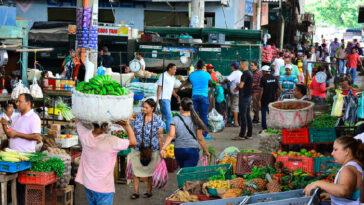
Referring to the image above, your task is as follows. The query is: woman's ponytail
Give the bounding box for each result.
[355,139,364,163]
[181,98,208,132]
[336,136,364,164]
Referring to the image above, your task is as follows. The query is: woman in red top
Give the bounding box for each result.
[339,76,357,96]
[309,66,334,104]
[346,48,362,84]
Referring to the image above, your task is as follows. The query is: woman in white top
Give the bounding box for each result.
[0,103,18,126]
[304,136,364,205]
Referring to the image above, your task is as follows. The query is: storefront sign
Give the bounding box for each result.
[98,26,129,37]
[261,3,269,26]
[245,0,254,16]
[139,45,162,49]
[162,47,195,53]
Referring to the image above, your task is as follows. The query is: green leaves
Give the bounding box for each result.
[30,157,65,178]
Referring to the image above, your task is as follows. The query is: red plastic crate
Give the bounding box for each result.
[19,171,57,186]
[71,151,81,163]
[282,127,309,144]
[276,155,314,174]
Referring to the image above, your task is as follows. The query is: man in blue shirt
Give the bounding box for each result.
[279,64,298,92]
[177,60,212,139]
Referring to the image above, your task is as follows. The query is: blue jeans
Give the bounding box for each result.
[192,95,209,137]
[347,68,357,84]
[159,100,172,133]
[84,187,114,205]
[239,96,253,137]
[261,106,269,130]
[174,148,199,168]
[338,59,345,74]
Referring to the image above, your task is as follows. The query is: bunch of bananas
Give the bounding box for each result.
[207,180,230,189]
[166,144,175,158]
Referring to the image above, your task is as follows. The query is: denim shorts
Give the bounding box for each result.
[84,187,114,205]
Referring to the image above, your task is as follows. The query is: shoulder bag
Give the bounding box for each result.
[177,115,197,140]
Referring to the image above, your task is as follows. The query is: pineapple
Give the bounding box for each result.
[266,173,281,193]
[250,178,267,191]
[231,178,246,189]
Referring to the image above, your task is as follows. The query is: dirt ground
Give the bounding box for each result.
[74,124,262,205]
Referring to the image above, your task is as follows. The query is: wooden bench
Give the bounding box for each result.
[57,185,74,205]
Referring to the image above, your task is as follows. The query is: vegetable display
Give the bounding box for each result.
[265,129,282,135]
[55,100,74,121]
[0,148,46,162]
[272,149,325,158]
[76,75,128,96]
[30,157,65,178]
[310,114,337,128]
[111,130,128,139]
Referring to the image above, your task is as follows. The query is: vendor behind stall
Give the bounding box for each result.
[2,94,41,152]
[62,49,82,80]
[75,119,136,205]
[304,136,364,204]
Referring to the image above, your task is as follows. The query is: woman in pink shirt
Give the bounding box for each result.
[75,119,137,205]
[309,66,334,104]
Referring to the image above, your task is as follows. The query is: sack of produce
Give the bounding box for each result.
[43,148,71,188]
[72,75,133,123]
[30,79,43,98]
[11,80,30,100]
[207,108,225,133]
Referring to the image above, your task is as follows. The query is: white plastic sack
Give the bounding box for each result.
[27,69,42,81]
[208,108,224,133]
[174,80,182,89]
[11,80,30,100]
[72,89,134,123]
[126,82,158,97]
[30,79,43,98]
[84,58,94,82]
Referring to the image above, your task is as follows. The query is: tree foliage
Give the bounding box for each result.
[305,0,364,28]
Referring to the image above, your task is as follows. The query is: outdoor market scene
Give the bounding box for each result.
[0,0,364,204]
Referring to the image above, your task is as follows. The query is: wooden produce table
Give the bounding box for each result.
[0,173,18,205]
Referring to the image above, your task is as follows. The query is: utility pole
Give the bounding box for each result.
[257,0,262,30]
[279,0,285,49]
[190,0,205,28]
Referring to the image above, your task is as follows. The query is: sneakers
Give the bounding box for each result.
[204,136,213,140]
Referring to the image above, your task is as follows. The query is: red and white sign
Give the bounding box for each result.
[98,26,129,37]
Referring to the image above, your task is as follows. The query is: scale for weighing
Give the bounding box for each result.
[315,72,327,83]
[129,59,141,72]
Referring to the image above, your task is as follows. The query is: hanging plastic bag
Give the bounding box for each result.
[11,80,30,100]
[208,108,225,133]
[84,57,94,82]
[201,156,208,166]
[125,157,133,180]
[344,90,358,124]
[331,90,344,117]
[96,66,106,76]
[30,78,43,98]
[152,159,168,189]
[358,95,364,119]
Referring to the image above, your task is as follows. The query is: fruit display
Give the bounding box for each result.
[221,188,242,199]
[206,180,230,189]
[76,75,128,96]
[218,154,237,173]
[111,130,128,139]
[264,129,282,135]
[230,177,246,189]
[165,144,175,158]
[310,114,338,128]
[57,134,75,139]
[250,178,267,192]
[266,173,281,193]
[272,149,325,158]
[169,190,199,202]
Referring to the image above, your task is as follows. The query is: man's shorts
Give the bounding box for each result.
[230,95,239,113]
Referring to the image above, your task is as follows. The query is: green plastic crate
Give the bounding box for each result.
[309,127,336,143]
[313,157,341,174]
[176,164,232,188]
[117,148,132,156]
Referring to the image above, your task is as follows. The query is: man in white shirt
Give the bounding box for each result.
[137,53,146,71]
[156,63,180,133]
[224,62,242,127]
[271,52,285,78]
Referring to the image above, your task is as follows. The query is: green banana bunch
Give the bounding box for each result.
[76,75,129,96]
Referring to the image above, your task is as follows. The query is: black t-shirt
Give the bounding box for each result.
[239,70,253,98]
[98,55,114,68]
[260,74,278,106]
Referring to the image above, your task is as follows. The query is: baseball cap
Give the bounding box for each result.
[285,64,292,70]
[206,64,214,69]
[261,65,271,72]
[231,62,239,69]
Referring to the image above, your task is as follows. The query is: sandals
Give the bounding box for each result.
[232,136,246,140]
[143,193,153,198]
[130,193,139,199]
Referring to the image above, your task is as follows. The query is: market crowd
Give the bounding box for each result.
[1,39,364,205]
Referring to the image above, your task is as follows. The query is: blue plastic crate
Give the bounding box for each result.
[248,196,313,205]
[0,161,31,173]
[242,189,304,203]
[182,196,247,205]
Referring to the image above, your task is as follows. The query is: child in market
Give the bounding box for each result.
[75,119,137,205]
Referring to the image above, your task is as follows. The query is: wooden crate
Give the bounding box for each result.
[56,185,74,205]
